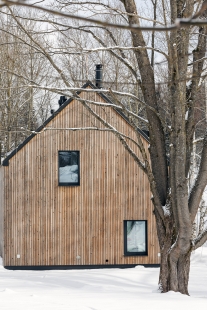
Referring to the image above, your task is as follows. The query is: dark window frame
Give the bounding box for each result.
[124,220,148,256]
[58,150,80,186]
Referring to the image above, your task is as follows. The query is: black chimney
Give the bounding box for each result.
[95,64,103,88]
[58,96,67,107]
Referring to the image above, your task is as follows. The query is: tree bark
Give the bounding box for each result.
[157,212,191,294]
[120,0,168,206]
[159,246,191,295]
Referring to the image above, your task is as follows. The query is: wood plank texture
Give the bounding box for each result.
[2,90,160,266]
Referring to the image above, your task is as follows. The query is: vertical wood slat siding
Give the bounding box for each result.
[3,90,160,266]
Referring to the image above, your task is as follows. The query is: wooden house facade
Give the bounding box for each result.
[0,81,160,269]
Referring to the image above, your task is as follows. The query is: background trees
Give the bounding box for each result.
[0,0,207,295]
[0,7,55,157]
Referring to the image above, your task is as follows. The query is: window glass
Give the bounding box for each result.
[124,220,147,256]
[59,151,80,186]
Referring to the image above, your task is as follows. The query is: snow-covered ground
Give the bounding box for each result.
[0,248,207,310]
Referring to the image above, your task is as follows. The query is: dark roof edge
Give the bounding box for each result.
[2,80,149,166]
[115,109,149,142]
[85,82,149,142]
[2,82,90,166]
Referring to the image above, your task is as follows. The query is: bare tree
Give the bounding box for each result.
[1,0,207,295]
[0,7,56,158]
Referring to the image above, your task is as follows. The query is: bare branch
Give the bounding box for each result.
[192,0,207,19]
[62,46,168,59]
[78,98,147,172]
[194,229,207,250]
[7,7,75,91]
[44,127,143,149]
[2,0,207,32]
[108,88,164,221]
[27,84,172,129]
[55,0,165,25]
[189,131,207,222]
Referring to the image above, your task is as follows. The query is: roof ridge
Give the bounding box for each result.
[2,81,149,166]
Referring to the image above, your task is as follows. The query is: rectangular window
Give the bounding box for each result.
[124,220,148,256]
[58,151,80,186]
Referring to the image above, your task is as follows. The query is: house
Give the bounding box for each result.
[0,75,160,269]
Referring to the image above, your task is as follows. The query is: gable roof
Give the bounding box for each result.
[2,81,149,166]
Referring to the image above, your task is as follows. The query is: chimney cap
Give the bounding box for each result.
[95,64,103,68]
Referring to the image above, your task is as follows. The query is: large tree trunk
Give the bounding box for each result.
[155,205,192,295]
[159,237,191,295]
[120,0,201,295]
[154,207,192,295]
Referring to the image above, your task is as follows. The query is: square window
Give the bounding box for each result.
[58,151,80,186]
[124,220,148,256]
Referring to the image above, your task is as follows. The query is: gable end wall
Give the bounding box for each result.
[3,92,160,267]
